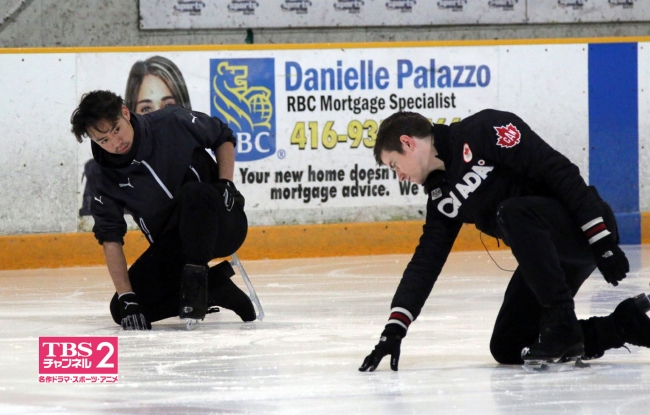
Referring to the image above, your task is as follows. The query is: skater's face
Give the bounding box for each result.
[380,135,434,185]
[134,74,177,114]
[87,105,135,155]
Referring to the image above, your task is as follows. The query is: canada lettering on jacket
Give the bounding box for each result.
[437,164,494,218]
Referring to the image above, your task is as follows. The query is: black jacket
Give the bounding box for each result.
[391,109,604,319]
[89,106,236,245]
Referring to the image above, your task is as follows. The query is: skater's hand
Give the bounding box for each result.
[215,179,245,210]
[118,292,151,330]
[359,326,403,372]
[592,236,629,286]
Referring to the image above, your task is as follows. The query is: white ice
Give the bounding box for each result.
[1,247,650,414]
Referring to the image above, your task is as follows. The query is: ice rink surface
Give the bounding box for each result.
[1,246,650,414]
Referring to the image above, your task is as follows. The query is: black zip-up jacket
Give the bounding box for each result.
[391,109,605,323]
[89,106,235,245]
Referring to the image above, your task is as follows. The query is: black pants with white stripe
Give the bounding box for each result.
[109,181,248,324]
[489,196,598,364]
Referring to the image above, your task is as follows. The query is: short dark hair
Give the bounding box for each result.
[374,111,432,165]
[70,90,125,143]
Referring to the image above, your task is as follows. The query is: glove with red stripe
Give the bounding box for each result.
[359,307,413,372]
[582,217,629,286]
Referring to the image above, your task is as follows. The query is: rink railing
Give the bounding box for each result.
[0,221,510,270]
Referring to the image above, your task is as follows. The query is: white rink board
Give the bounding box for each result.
[73,45,590,226]
[0,41,646,234]
[76,48,500,222]
[495,43,590,182]
[0,53,78,235]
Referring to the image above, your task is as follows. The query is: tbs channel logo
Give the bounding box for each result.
[210,58,276,162]
[38,336,118,383]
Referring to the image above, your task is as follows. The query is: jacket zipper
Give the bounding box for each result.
[135,160,174,199]
[189,165,201,182]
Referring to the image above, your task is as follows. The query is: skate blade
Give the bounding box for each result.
[182,318,200,331]
[523,357,590,373]
[231,253,265,321]
[632,293,650,313]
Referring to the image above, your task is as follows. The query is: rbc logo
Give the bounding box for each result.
[210,58,276,161]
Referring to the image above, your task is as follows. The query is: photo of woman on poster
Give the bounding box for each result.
[125,55,192,114]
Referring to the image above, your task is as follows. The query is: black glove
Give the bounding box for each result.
[591,235,629,286]
[118,292,151,330]
[359,325,404,372]
[215,179,245,210]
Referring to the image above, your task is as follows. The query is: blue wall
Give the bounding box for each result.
[588,43,640,244]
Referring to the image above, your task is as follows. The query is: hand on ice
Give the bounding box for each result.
[118,292,151,330]
[359,326,403,372]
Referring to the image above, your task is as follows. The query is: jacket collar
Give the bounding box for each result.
[431,123,452,166]
[423,169,449,194]
[422,124,452,193]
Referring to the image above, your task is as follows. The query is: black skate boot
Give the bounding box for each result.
[207,261,255,322]
[179,264,208,321]
[581,293,650,360]
[521,305,585,368]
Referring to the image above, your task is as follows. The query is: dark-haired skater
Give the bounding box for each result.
[360,110,650,371]
[71,90,255,330]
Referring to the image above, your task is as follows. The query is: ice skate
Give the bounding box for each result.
[522,355,590,372]
[179,264,208,322]
[581,293,650,360]
[609,293,650,349]
[521,304,585,371]
[184,318,200,330]
[207,260,256,322]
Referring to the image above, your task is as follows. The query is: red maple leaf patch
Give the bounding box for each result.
[494,123,521,148]
[463,143,472,163]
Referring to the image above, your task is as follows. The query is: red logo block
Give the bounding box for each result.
[494,123,521,148]
[39,337,118,383]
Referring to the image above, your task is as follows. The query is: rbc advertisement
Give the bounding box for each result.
[76,47,498,225]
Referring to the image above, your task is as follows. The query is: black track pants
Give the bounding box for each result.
[110,182,248,324]
[490,196,596,364]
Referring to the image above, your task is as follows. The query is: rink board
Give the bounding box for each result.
[0,38,647,269]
